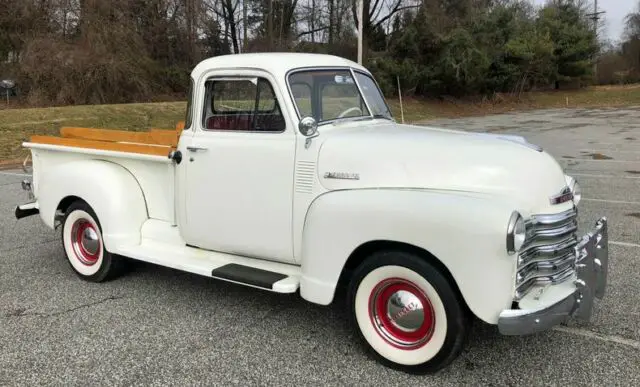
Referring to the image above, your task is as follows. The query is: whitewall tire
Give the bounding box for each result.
[61,201,124,282]
[347,251,470,374]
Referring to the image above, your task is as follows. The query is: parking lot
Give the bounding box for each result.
[1,107,639,385]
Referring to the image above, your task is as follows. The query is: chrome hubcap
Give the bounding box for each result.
[386,290,425,332]
[71,219,101,266]
[368,278,435,350]
[82,227,100,256]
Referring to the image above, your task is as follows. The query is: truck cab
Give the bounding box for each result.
[174,54,397,264]
[16,53,609,374]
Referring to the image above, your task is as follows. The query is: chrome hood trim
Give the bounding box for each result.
[475,132,543,152]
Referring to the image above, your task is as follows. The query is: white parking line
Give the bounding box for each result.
[577,148,640,154]
[561,158,640,163]
[610,241,640,248]
[570,173,640,180]
[0,171,30,177]
[529,139,640,145]
[553,326,640,350]
[582,198,640,205]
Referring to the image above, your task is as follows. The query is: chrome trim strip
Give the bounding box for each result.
[519,234,578,256]
[528,207,577,226]
[528,221,577,239]
[516,263,575,292]
[518,250,576,270]
[349,67,374,120]
[323,172,360,180]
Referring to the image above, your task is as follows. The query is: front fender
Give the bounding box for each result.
[299,188,520,324]
[37,159,148,250]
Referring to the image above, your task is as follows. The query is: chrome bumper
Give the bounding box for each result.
[15,176,38,220]
[498,217,608,335]
[15,201,39,219]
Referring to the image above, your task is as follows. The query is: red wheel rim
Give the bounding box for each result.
[70,219,101,266]
[368,277,435,350]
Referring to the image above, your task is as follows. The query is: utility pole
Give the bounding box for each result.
[587,0,606,32]
[357,0,363,64]
[587,0,606,79]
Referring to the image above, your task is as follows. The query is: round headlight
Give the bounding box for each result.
[507,211,526,254]
[571,180,581,205]
[565,175,581,205]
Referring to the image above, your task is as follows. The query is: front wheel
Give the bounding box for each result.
[61,201,124,282]
[347,251,470,374]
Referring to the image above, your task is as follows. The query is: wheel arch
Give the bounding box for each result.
[298,188,518,325]
[54,195,84,226]
[37,159,149,251]
[337,240,469,313]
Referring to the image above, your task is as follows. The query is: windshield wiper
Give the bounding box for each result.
[319,113,393,126]
[320,115,370,126]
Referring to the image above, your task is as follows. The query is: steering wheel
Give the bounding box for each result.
[337,106,363,118]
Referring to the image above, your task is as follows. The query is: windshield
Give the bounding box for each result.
[288,68,392,124]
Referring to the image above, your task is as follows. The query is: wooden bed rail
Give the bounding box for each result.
[28,125,183,157]
[29,135,175,157]
[59,127,179,147]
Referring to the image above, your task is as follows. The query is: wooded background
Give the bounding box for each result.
[1,0,639,106]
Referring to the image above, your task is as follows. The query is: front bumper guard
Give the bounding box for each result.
[498,216,608,335]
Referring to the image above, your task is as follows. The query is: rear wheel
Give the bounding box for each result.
[61,201,124,282]
[347,251,470,374]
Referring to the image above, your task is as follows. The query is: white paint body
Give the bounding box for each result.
[22,53,580,325]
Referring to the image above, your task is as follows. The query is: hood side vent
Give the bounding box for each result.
[295,161,315,193]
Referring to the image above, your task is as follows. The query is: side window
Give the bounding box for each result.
[202,77,285,132]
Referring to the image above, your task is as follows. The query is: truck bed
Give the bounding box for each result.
[23,124,184,224]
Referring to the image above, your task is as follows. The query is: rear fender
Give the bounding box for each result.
[299,188,521,324]
[37,159,148,250]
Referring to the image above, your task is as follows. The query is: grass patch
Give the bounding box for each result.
[0,102,186,162]
[389,84,640,123]
[1,84,640,163]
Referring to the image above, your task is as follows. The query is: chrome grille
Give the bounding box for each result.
[515,207,579,300]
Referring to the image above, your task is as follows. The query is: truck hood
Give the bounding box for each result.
[316,122,570,213]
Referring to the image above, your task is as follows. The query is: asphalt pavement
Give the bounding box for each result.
[1,107,639,385]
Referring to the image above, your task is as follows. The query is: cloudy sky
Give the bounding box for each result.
[532,0,638,42]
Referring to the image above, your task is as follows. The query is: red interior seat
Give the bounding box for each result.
[206,114,252,130]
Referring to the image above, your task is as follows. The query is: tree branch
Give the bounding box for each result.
[297,25,329,38]
[372,4,420,28]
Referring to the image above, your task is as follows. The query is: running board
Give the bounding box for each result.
[112,221,300,293]
[211,264,289,289]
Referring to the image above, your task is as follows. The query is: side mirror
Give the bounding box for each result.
[298,116,318,137]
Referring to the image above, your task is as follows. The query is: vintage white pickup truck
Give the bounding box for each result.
[15,53,608,373]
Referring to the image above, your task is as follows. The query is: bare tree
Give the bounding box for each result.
[205,0,242,53]
[351,0,420,61]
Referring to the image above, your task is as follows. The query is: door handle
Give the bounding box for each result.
[186,146,208,152]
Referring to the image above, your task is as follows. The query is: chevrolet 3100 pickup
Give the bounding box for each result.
[15,53,608,373]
